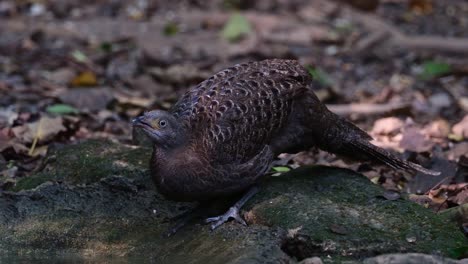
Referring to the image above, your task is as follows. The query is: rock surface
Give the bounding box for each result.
[0,139,465,263]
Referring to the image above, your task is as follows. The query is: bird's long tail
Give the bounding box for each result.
[315,111,440,176]
[346,136,440,175]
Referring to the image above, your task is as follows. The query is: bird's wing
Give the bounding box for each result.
[171,59,311,164]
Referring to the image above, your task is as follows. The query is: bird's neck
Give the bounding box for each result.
[150,143,201,174]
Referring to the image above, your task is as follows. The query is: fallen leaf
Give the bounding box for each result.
[0,128,28,153]
[306,66,333,87]
[272,166,291,172]
[59,87,114,112]
[114,93,154,108]
[409,0,433,15]
[12,116,66,144]
[221,13,252,42]
[29,145,48,157]
[0,108,18,127]
[452,115,468,139]
[163,22,179,36]
[71,71,98,87]
[371,117,404,135]
[449,189,468,205]
[149,64,211,85]
[424,119,450,138]
[399,127,434,153]
[408,194,432,207]
[420,61,451,79]
[46,104,79,115]
[46,68,75,85]
[458,97,468,112]
[447,142,468,161]
[71,50,89,63]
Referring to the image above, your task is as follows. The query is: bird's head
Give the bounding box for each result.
[132,110,186,149]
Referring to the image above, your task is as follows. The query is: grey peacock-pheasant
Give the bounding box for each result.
[133,59,438,233]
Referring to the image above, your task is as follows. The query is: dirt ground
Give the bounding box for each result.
[0,0,467,233]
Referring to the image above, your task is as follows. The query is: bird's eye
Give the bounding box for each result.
[159,119,167,128]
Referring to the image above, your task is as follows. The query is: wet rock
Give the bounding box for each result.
[0,139,465,263]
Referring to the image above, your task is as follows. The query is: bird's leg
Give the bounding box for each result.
[205,186,259,230]
[164,204,203,237]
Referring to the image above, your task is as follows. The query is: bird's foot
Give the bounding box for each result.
[205,206,247,230]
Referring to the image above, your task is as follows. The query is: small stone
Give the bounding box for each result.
[299,257,323,264]
[329,224,348,235]
[383,190,401,201]
[406,236,417,243]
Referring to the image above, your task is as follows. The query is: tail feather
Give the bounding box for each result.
[348,139,440,176]
[315,112,440,176]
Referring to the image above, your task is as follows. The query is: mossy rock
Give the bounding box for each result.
[13,139,152,191]
[246,166,467,261]
[0,139,465,263]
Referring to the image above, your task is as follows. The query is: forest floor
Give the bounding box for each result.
[0,0,467,233]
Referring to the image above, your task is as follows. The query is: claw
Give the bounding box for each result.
[205,206,247,230]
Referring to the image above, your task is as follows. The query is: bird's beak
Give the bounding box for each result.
[132,115,153,130]
[132,116,144,125]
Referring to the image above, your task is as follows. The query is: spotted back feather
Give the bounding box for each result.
[170,59,310,164]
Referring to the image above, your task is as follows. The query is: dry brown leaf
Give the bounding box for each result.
[12,116,66,144]
[450,189,468,205]
[114,93,154,108]
[29,145,48,157]
[47,68,75,85]
[409,0,433,15]
[371,117,404,135]
[71,71,98,86]
[399,127,434,153]
[149,64,210,85]
[408,194,432,207]
[447,142,468,161]
[452,115,468,139]
[0,128,28,153]
[59,87,114,112]
[458,97,468,112]
[0,108,18,128]
[424,119,450,139]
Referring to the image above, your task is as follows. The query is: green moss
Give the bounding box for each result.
[4,140,465,262]
[248,166,466,260]
[13,139,152,191]
[13,173,54,191]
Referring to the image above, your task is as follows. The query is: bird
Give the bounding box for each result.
[132,59,439,232]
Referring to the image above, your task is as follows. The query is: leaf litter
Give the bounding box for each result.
[0,0,467,229]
